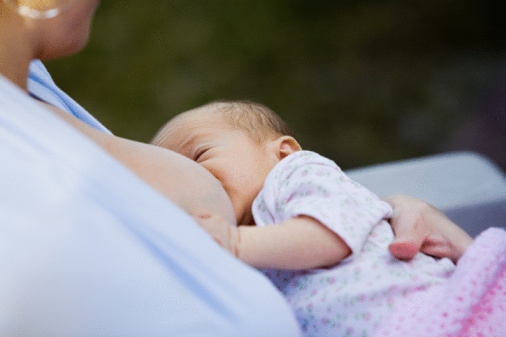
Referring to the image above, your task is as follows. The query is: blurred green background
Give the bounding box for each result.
[46,0,506,170]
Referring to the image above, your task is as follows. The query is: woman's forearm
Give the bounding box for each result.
[383,194,473,263]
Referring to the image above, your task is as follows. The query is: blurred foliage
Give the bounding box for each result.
[46,0,506,169]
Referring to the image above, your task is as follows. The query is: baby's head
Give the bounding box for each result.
[152,100,295,146]
[152,100,301,225]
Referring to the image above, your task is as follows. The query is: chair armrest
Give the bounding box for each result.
[346,151,506,237]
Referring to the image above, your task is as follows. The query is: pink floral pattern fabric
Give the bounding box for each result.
[252,151,455,337]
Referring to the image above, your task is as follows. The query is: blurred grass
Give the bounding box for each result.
[46,0,505,169]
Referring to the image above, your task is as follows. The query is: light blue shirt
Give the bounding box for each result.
[28,59,111,133]
[0,62,301,336]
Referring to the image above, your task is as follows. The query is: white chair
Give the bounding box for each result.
[346,151,506,237]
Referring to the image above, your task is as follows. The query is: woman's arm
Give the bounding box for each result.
[384,195,473,263]
[44,102,471,265]
[194,214,350,269]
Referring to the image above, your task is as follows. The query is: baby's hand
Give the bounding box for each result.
[192,213,239,257]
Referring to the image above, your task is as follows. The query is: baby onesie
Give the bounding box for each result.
[252,151,455,337]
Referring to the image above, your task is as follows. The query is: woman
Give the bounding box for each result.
[0,1,472,336]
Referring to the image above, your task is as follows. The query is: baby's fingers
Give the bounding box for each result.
[192,213,238,256]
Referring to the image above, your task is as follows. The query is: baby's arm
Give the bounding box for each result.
[194,213,351,270]
[237,216,351,269]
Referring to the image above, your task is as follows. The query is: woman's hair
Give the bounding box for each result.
[200,100,295,142]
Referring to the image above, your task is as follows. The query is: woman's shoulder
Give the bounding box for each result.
[28,60,111,134]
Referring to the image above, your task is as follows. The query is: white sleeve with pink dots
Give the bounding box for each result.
[252,151,393,256]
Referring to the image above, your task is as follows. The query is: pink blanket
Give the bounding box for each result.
[377,227,506,337]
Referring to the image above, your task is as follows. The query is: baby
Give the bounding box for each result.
[151,100,456,336]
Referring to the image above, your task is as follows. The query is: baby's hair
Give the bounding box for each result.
[200,100,295,142]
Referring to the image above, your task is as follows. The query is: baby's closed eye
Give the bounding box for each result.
[194,148,209,162]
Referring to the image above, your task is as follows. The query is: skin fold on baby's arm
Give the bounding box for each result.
[193,213,351,270]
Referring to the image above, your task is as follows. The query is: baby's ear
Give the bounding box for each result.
[277,136,301,159]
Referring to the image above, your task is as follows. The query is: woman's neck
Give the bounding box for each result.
[0,6,34,90]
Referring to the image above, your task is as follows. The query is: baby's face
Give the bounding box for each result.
[155,112,279,225]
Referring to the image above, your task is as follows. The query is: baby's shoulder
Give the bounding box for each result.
[266,150,346,191]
